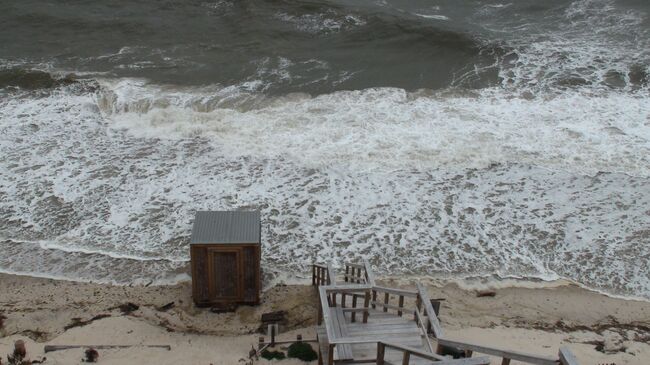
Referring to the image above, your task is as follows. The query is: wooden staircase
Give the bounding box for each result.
[313,260,580,365]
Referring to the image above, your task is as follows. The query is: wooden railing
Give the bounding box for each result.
[377,342,491,365]
[312,263,333,286]
[436,338,583,365]
[313,261,581,365]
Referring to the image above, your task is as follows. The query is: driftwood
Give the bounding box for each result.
[44,345,171,353]
[156,302,175,311]
[261,310,286,324]
[476,290,496,298]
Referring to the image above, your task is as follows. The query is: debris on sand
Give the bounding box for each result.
[156,302,175,312]
[117,303,140,314]
[64,314,111,330]
[476,290,496,298]
[83,348,99,363]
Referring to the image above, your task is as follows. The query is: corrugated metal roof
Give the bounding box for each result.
[190,211,261,244]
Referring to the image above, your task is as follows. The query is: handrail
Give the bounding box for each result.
[416,282,444,338]
[414,307,435,354]
[373,285,418,298]
[363,259,376,286]
[318,286,336,344]
[378,342,491,365]
[437,338,559,365]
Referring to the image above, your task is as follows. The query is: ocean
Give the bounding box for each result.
[0,0,649,299]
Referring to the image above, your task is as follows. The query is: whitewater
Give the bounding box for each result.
[0,0,649,298]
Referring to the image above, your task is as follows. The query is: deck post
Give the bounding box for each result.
[402,351,411,365]
[398,295,404,317]
[383,292,389,312]
[363,290,370,323]
[328,344,335,365]
[372,290,377,309]
[318,293,323,325]
[501,358,511,365]
[414,295,421,321]
[351,294,358,322]
[377,342,386,365]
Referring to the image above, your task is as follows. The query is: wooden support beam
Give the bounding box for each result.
[383,292,389,312]
[351,294,358,322]
[372,290,377,309]
[402,351,411,365]
[327,344,335,365]
[363,290,370,323]
[398,295,404,317]
[377,342,386,365]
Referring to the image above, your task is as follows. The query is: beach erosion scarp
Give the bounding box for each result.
[0,273,649,364]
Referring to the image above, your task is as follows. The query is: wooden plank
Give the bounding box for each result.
[347,326,420,334]
[319,286,336,343]
[437,338,558,365]
[333,306,354,360]
[325,284,372,291]
[372,300,409,313]
[346,262,365,269]
[380,342,445,361]
[373,286,418,298]
[559,347,580,365]
[414,308,435,354]
[416,282,444,338]
[327,262,337,285]
[363,290,371,323]
[363,259,376,286]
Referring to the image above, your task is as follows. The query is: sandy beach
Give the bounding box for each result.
[1,273,648,364]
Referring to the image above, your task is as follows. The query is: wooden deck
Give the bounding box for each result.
[318,307,435,364]
[313,260,581,365]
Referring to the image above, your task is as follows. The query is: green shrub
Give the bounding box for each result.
[287,342,318,362]
[261,349,286,360]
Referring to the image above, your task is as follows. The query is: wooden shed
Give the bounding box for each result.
[190,211,261,307]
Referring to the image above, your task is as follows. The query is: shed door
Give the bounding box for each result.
[207,248,242,300]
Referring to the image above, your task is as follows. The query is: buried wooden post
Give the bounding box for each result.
[267,324,278,346]
[297,334,302,343]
